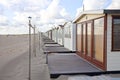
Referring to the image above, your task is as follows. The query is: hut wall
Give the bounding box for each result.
[53,29,58,42]
[107,14,120,71]
[52,30,56,41]
[57,27,64,45]
[64,22,76,51]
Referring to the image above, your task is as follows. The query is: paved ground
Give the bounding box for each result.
[48,53,100,77]
[0,35,50,80]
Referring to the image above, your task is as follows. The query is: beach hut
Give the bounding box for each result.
[64,22,76,51]
[73,9,120,71]
[57,25,64,45]
[51,28,56,41]
[48,30,52,39]
[51,27,58,42]
[44,31,50,38]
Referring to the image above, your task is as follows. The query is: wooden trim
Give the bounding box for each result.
[77,16,105,24]
[111,49,120,51]
[103,14,107,70]
[85,23,87,55]
[111,15,114,51]
[81,24,83,54]
[93,59,106,70]
[91,20,94,60]
[85,22,88,57]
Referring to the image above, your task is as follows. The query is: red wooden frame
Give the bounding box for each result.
[76,16,107,70]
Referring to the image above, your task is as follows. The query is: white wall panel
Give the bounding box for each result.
[107,14,120,71]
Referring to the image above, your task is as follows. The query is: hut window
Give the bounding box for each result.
[77,24,82,52]
[112,16,120,51]
[65,25,71,38]
[94,17,104,62]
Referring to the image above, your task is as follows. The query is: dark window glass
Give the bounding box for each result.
[113,17,120,50]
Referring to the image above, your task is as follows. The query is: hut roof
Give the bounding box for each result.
[73,9,120,23]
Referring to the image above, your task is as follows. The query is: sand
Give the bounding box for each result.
[0,34,50,80]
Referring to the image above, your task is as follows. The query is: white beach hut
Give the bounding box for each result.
[57,25,64,45]
[51,27,58,42]
[64,22,76,51]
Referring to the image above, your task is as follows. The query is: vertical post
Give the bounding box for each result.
[28,16,32,80]
[38,32,40,51]
[33,25,36,57]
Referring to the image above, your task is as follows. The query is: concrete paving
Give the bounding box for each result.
[48,53,101,78]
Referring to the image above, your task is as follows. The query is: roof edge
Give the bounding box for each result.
[73,9,120,23]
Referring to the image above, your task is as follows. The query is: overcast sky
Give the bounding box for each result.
[0,0,120,34]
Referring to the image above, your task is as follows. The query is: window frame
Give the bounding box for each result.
[112,16,120,51]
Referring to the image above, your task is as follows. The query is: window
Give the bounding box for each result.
[112,16,120,51]
[64,25,71,38]
[83,23,86,54]
[87,22,92,56]
[94,17,104,62]
[77,24,82,52]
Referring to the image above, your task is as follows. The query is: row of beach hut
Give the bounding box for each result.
[45,9,120,72]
